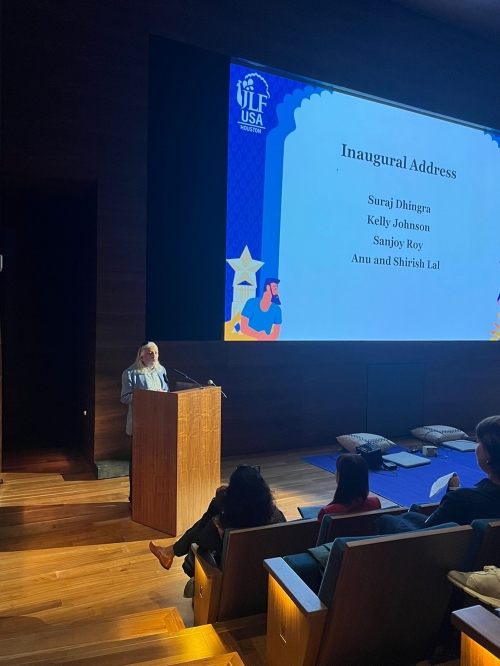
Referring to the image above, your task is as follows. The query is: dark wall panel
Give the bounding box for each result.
[424,360,500,428]
[147,37,228,342]
[157,341,498,456]
[225,344,303,454]
[0,180,97,453]
[367,363,425,437]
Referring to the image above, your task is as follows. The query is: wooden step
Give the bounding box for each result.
[0,502,131,530]
[0,539,193,630]
[213,614,267,665]
[0,501,169,551]
[171,654,245,666]
[0,623,228,665]
[0,607,185,661]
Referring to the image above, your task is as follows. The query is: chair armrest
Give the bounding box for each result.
[192,544,223,626]
[264,557,326,615]
[297,506,323,520]
[264,557,327,666]
[410,502,440,516]
[194,545,220,573]
[452,606,500,662]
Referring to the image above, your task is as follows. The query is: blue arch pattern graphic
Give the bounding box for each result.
[225,63,323,321]
[484,130,500,148]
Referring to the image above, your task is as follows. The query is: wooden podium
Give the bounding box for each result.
[131,386,221,536]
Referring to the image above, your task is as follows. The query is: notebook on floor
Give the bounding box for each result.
[382,451,431,468]
[441,439,477,453]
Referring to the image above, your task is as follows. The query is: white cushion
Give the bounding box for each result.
[336,432,395,453]
[410,425,468,444]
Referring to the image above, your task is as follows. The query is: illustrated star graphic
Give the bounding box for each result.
[226,246,264,287]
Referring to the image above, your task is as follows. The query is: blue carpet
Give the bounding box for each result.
[302,446,484,507]
[433,447,479,471]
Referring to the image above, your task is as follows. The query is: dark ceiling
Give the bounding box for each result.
[390,0,500,44]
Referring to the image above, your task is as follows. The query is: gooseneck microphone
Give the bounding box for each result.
[207,379,227,399]
[173,368,205,389]
[172,369,228,397]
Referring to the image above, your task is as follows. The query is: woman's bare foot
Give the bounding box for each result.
[149,541,175,570]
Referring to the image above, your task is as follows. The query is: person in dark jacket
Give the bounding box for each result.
[376,415,500,533]
[149,465,286,585]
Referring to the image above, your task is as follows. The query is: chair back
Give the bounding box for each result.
[218,518,319,621]
[317,506,407,545]
[317,525,472,666]
[468,519,500,570]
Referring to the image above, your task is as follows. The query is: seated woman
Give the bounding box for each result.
[149,465,286,592]
[376,415,500,533]
[318,453,381,522]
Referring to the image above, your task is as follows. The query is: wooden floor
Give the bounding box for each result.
[0,445,457,665]
[0,445,346,663]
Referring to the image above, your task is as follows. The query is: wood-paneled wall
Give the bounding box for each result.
[1,0,500,462]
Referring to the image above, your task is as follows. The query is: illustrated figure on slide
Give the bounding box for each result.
[490,292,500,341]
[240,277,282,341]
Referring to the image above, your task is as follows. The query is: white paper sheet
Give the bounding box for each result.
[429,473,456,498]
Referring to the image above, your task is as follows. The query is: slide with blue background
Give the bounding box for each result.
[224,63,500,341]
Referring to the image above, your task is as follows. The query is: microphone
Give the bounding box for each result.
[173,368,204,390]
[208,379,227,399]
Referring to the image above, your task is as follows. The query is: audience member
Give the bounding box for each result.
[447,565,500,608]
[149,465,285,594]
[376,415,500,533]
[318,453,381,522]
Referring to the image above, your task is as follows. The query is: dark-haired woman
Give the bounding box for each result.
[149,465,286,588]
[318,454,381,522]
[377,415,500,533]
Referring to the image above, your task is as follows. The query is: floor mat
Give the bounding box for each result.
[302,446,484,507]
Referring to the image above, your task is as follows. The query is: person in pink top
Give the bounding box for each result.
[318,453,381,522]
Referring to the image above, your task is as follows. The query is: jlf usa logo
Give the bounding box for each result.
[236,73,270,133]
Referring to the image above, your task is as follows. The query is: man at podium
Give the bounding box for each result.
[121,341,169,500]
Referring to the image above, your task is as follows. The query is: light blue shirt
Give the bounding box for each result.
[241,297,282,335]
[121,364,169,435]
